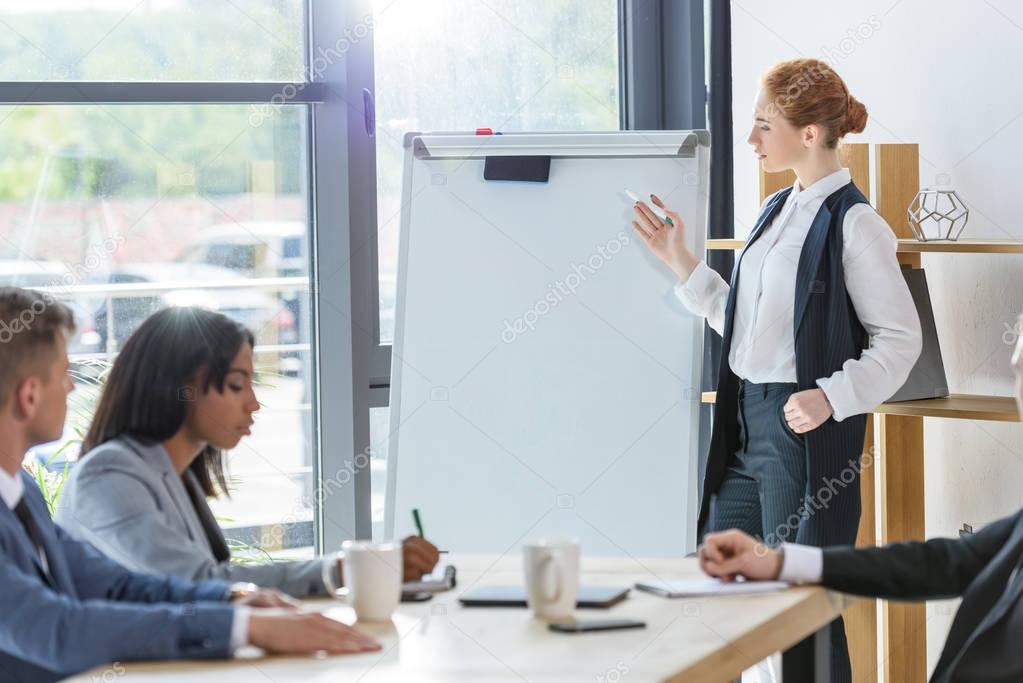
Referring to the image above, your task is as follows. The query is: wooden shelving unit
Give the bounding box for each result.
[709,143,1022,683]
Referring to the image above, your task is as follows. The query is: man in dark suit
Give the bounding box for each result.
[0,287,380,682]
[699,311,1023,682]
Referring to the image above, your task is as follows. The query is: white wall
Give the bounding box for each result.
[729,0,1023,676]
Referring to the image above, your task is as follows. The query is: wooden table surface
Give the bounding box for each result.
[72,554,852,683]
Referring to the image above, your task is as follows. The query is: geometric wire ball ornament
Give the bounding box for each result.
[907,188,970,241]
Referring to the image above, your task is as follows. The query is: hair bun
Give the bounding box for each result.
[844,95,868,135]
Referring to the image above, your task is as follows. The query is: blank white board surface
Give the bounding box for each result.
[385,131,709,557]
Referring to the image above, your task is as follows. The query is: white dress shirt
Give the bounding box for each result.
[675,168,923,421]
[0,466,249,652]
[778,543,824,584]
[0,465,24,509]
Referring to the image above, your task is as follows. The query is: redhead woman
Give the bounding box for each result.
[632,58,922,681]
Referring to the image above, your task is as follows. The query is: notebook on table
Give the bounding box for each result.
[402,564,457,595]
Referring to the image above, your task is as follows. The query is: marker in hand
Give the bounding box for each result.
[625,189,673,226]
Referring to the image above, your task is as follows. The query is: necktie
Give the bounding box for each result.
[13,498,52,583]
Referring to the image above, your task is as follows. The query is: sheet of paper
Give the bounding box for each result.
[635,578,789,597]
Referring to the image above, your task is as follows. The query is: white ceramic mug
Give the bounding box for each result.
[322,540,402,622]
[523,538,580,621]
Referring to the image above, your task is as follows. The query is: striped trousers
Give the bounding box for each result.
[698,379,852,683]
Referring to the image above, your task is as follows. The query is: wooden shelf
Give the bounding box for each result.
[706,238,1023,254]
[700,391,1020,422]
[894,238,1023,253]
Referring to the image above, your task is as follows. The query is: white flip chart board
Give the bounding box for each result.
[385,131,709,557]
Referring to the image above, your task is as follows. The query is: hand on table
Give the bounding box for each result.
[697,529,783,582]
[248,610,381,655]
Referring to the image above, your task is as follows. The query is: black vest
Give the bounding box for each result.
[698,181,872,547]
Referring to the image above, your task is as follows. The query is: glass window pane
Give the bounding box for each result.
[6,104,316,558]
[0,1,305,81]
[372,0,621,343]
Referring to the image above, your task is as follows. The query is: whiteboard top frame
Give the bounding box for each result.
[404,130,710,159]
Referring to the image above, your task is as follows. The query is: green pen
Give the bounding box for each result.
[411,509,449,554]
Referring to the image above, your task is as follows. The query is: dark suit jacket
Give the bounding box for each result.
[822,508,1023,682]
[0,472,235,682]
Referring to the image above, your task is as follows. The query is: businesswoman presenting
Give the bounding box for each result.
[632,58,922,681]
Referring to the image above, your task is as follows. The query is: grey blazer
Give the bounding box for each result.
[55,436,330,597]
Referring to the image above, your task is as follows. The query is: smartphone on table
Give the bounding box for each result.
[548,619,646,634]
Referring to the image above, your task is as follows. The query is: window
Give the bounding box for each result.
[368,0,622,537]
[0,1,305,82]
[4,103,316,558]
[0,0,347,556]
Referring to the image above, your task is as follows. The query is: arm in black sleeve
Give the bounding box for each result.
[821,510,1019,600]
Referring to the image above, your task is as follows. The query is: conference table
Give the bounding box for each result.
[72,554,852,683]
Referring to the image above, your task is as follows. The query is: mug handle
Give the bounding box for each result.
[539,553,563,604]
[322,551,349,599]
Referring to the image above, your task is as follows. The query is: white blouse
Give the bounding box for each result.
[675,168,923,422]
